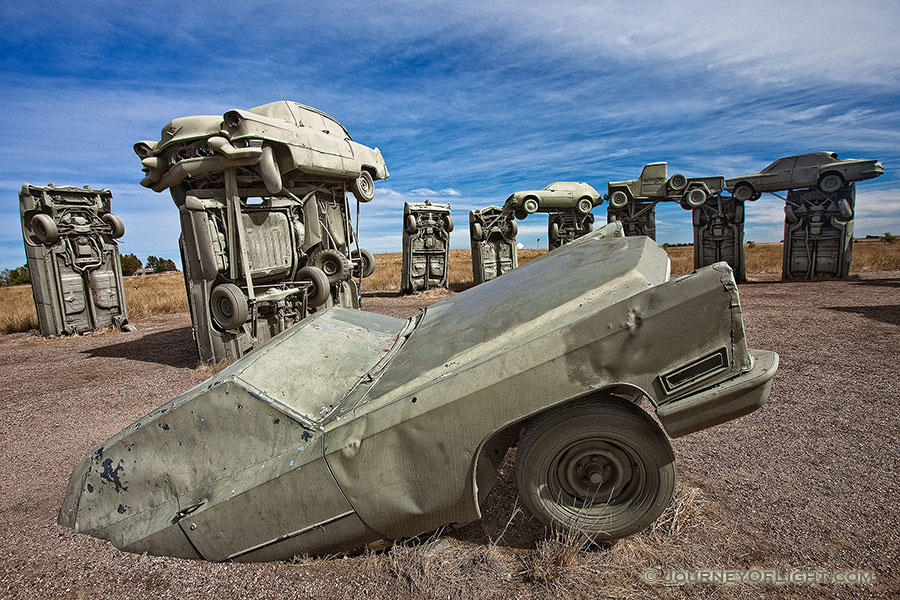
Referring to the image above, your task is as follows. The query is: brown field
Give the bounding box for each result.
[0,272,897,598]
[2,240,899,335]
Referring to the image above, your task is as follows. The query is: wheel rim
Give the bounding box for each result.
[216,297,233,319]
[735,185,752,201]
[821,175,842,193]
[548,438,645,512]
[358,175,372,196]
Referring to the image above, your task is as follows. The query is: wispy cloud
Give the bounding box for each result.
[0,1,898,268]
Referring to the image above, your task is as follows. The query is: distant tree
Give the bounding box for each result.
[120,253,142,276]
[746,241,756,248]
[145,256,160,271]
[884,232,896,244]
[156,258,177,273]
[0,264,30,286]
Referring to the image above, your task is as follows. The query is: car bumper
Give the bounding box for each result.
[656,349,778,438]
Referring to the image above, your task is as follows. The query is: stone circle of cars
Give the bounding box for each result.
[51,106,885,562]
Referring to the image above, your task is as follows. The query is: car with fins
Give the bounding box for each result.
[134,101,389,202]
[59,224,778,561]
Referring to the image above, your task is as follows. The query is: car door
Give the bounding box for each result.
[757,157,797,191]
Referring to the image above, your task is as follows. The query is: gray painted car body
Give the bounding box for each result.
[60,229,777,561]
[725,152,883,198]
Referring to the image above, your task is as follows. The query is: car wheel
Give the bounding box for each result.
[444,214,454,232]
[209,283,249,330]
[31,214,59,245]
[835,198,853,221]
[818,172,844,194]
[351,170,376,203]
[505,219,518,239]
[784,204,799,224]
[683,188,707,209]
[576,197,593,215]
[549,222,560,240]
[102,213,126,239]
[523,198,539,214]
[405,214,418,234]
[514,208,528,221]
[350,248,377,278]
[609,190,629,209]
[516,398,675,540]
[692,208,705,227]
[733,183,755,202]
[668,174,687,192]
[471,222,483,241]
[297,266,331,307]
[313,249,351,284]
[733,202,745,224]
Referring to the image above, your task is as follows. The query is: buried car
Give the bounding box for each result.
[725,152,883,201]
[59,224,778,561]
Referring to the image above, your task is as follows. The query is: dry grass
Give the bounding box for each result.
[359,484,718,600]
[2,240,899,335]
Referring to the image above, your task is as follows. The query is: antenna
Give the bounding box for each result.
[272,78,299,125]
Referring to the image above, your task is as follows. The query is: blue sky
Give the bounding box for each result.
[1,0,898,269]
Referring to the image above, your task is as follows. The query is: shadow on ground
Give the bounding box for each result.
[83,326,198,368]
[825,304,900,326]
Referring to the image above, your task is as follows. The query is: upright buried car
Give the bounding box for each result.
[60,226,778,561]
[134,101,386,362]
[725,152,883,201]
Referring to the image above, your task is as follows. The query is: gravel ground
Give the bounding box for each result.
[0,274,897,599]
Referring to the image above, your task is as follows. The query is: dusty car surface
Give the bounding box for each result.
[505,182,601,217]
[725,152,883,201]
[134,101,389,201]
[59,226,778,561]
[607,162,725,210]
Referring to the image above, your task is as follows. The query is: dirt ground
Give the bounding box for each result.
[0,273,898,599]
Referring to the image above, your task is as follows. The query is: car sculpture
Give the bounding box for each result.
[607,162,725,210]
[59,225,778,561]
[134,101,389,201]
[725,152,883,201]
[505,182,601,219]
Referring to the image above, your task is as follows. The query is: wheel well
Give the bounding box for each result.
[471,384,653,509]
[820,170,843,181]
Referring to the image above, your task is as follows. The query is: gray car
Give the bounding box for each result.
[59,226,778,561]
[725,152,883,201]
[505,182,601,218]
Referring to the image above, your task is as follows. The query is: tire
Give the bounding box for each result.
[784,204,799,224]
[576,197,593,215]
[312,248,351,284]
[514,208,528,221]
[297,266,331,307]
[668,174,687,192]
[31,213,58,245]
[683,188,707,209]
[351,170,375,202]
[549,222,560,240]
[609,190,629,209]
[515,398,675,540]
[505,219,518,239]
[103,213,126,238]
[836,198,853,221]
[733,183,755,202]
[733,202,745,224]
[405,214,418,234]
[444,214,454,232]
[351,248,376,278]
[818,172,844,194]
[692,209,704,227]
[209,283,249,330]
[523,198,539,214]
[471,222,483,241]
